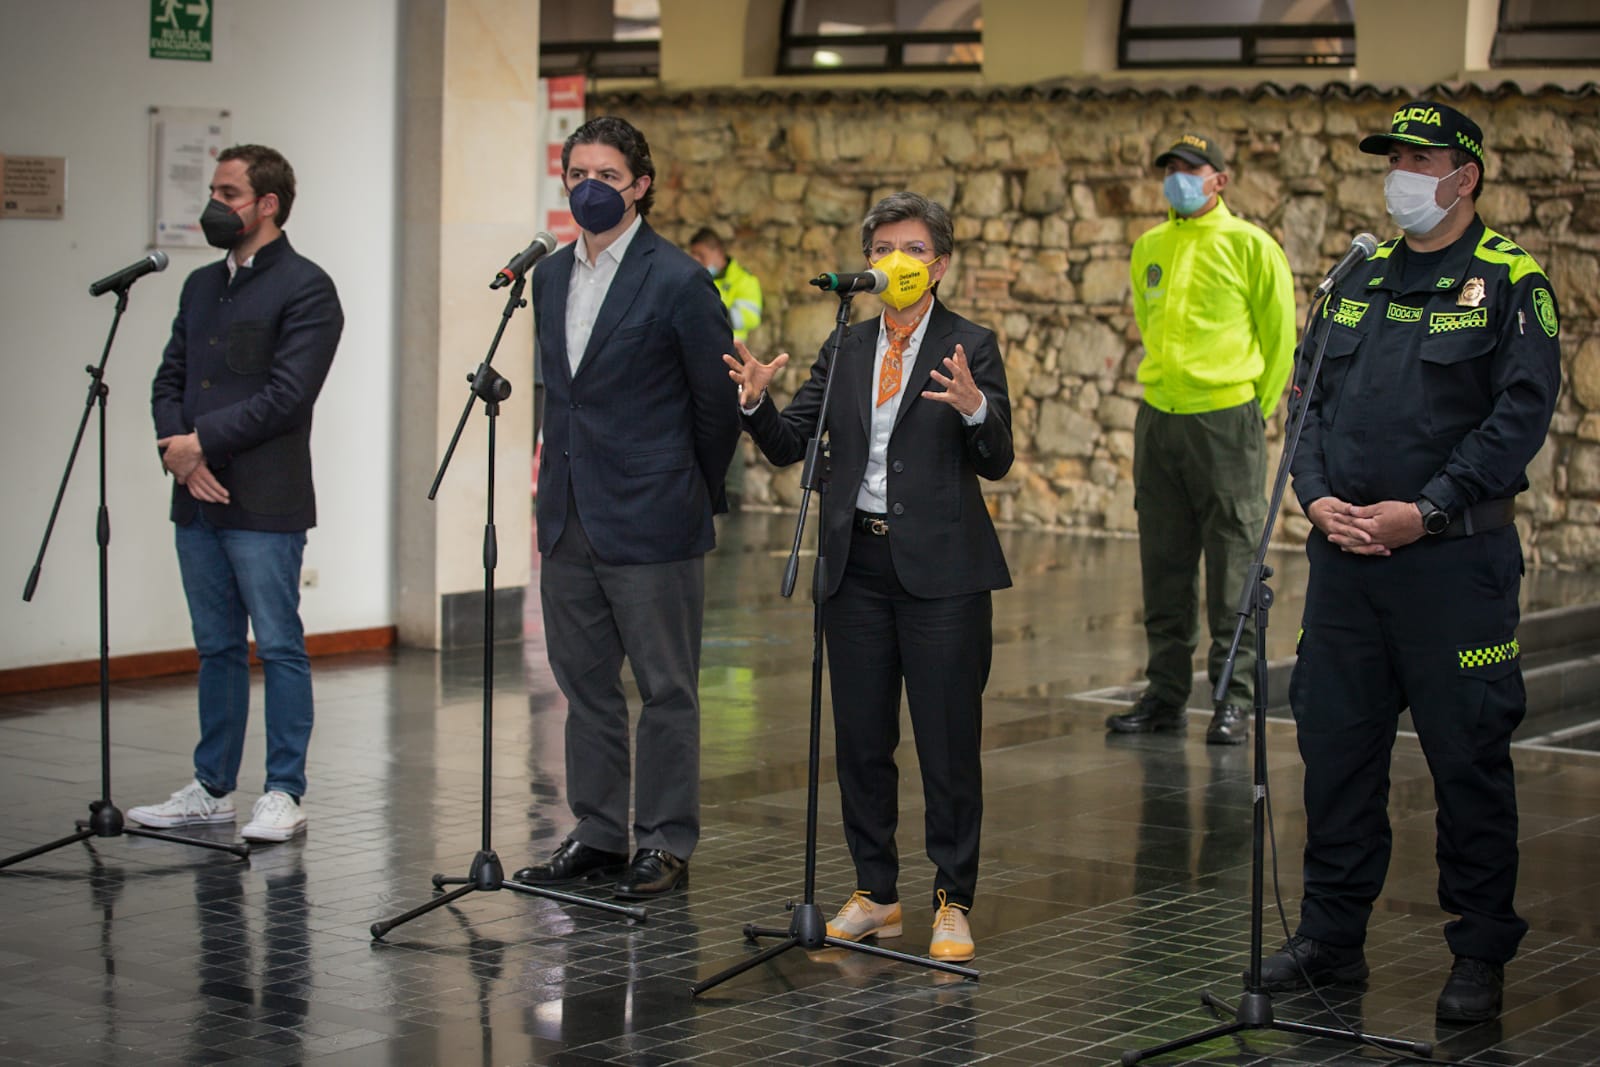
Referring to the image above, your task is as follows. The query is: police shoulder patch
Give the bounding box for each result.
[1533,287,1558,337]
[1146,263,1162,289]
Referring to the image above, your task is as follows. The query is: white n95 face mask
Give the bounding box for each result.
[1383,165,1462,235]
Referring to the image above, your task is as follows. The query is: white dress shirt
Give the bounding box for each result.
[565,213,643,377]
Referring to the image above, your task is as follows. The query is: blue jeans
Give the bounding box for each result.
[175,512,312,798]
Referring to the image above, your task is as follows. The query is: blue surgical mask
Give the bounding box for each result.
[568,178,628,233]
[1163,171,1210,216]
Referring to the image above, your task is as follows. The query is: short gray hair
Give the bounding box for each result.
[860,192,954,259]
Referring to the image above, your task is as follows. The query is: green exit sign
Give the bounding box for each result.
[150,0,213,62]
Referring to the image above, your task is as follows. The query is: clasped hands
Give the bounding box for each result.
[722,340,985,418]
[1306,496,1424,556]
[157,432,230,504]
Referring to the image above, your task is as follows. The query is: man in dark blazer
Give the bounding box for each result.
[513,117,740,899]
[134,144,342,844]
[726,192,1012,961]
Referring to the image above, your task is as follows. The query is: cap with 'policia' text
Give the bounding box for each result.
[1359,101,1485,171]
[1154,132,1226,172]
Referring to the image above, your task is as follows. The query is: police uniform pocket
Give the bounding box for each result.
[1310,325,1362,427]
[1418,329,1496,438]
[1450,635,1527,745]
[225,321,273,376]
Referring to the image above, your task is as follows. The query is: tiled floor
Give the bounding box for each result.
[2,513,1599,1065]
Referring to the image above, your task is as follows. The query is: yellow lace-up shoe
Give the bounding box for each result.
[929,890,974,961]
[825,890,903,941]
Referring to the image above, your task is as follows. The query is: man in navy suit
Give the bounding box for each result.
[727,192,1012,961]
[513,117,740,899]
[134,144,342,845]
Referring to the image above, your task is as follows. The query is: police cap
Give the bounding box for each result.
[1359,100,1485,171]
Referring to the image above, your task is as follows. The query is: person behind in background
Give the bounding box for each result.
[1268,100,1561,1024]
[1107,132,1297,746]
[690,227,764,509]
[512,116,740,900]
[134,144,343,844]
[688,227,763,343]
[726,191,1012,962]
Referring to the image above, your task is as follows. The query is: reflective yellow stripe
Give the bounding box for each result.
[1458,638,1519,670]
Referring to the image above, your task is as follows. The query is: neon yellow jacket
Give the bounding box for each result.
[715,258,764,342]
[1130,199,1297,417]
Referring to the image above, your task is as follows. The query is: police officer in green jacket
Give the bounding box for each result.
[689,228,764,343]
[1263,101,1561,1024]
[691,228,765,508]
[1108,133,1297,745]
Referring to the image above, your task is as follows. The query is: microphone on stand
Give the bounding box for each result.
[810,268,888,295]
[489,232,558,289]
[88,251,169,297]
[1313,233,1379,299]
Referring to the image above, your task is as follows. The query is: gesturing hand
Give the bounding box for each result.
[921,343,983,418]
[723,340,790,408]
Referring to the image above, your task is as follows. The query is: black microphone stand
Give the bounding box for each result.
[371,271,644,941]
[1122,284,1429,1063]
[691,291,979,996]
[2,285,250,873]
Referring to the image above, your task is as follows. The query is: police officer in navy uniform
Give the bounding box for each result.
[1263,102,1561,1023]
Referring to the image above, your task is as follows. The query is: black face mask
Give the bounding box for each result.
[200,197,255,249]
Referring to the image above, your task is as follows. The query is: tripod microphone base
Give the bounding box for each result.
[369,849,648,941]
[0,798,251,871]
[1119,986,1432,1064]
[691,905,980,996]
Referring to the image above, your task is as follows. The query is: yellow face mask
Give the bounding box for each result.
[873,249,932,311]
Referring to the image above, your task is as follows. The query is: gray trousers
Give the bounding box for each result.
[540,507,706,860]
[1133,400,1267,708]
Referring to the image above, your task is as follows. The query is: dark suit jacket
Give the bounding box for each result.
[533,221,740,565]
[150,234,343,532]
[744,299,1013,599]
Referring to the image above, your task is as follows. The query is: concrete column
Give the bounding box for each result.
[397,0,540,648]
[660,0,784,86]
[982,0,1120,84]
[1356,0,1498,85]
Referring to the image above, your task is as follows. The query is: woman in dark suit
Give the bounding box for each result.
[725,192,1012,961]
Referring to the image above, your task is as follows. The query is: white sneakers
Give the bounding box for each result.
[241,791,307,842]
[127,780,235,828]
[128,780,305,843]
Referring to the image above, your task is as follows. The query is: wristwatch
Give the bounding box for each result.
[1417,496,1451,536]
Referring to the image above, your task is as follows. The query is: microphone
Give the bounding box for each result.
[1313,233,1379,299]
[88,250,169,297]
[490,232,558,289]
[810,268,888,295]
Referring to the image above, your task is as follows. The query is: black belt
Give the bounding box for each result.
[1441,497,1515,538]
[853,510,890,536]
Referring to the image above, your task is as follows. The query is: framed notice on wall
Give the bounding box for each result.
[149,106,231,249]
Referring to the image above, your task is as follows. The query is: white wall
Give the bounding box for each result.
[0,1,400,669]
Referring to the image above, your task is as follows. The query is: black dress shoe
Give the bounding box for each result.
[1436,956,1504,1022]
[1106,693,1186,734]
[612,848,687,899]
[1206,704,1250,745]
[1255,933,1369,991]
[510,838,628,886]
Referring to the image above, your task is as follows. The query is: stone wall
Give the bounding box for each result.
[593,84,1600,567]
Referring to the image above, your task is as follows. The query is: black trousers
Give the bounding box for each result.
[1290,528,1528,964]
[824,526,991,911]
[540,501,706,861]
